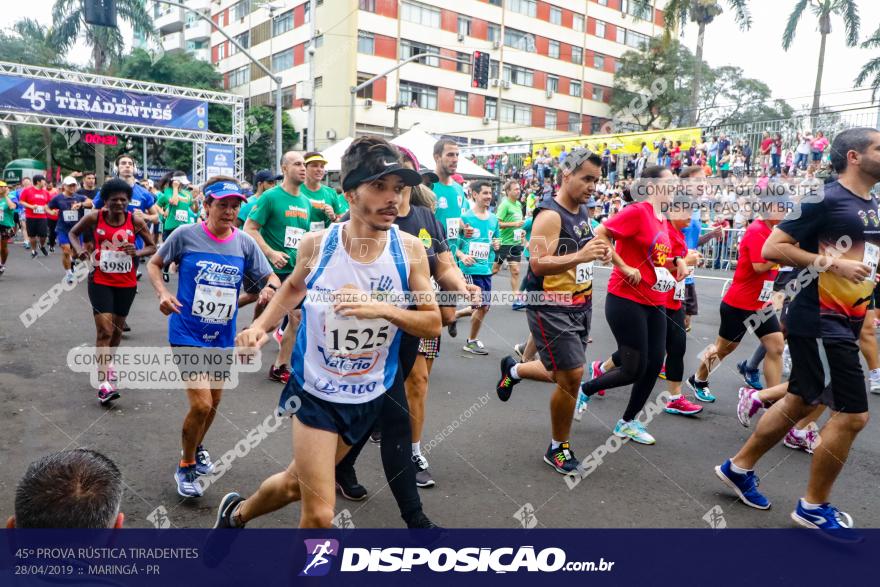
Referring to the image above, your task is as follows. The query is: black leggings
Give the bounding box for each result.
[583,293,667,421]
[335,332,422,524]
[47,219,57,247]
[663,307,687,383]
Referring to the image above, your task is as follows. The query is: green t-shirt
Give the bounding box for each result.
[0,196,15,228]
[238,194,259,224]
[247,185,312,274]
[496,197,524,245]
[526,193,537,215]
[334,191,349,215]
[432,181,468,245]
[302,183,346,229]
[522,216,534,259]
[458,208,499,276]
[156,187,194,231]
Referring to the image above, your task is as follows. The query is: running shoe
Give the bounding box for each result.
[0,264,4,275]
[122,322,131,332]
[23,241,30,249]
[49,246,55,253]
[268,363,291,383]
[870,374,880,395]
[175,464,204,498]
[463,339,488,355]
[790,500,861,543]
[783,422,820,454]
[40,245,48,256]
[573,390,591,421]
[336,467,368,501]
[413,454,435,488]
[543,441,580,474]
[736,360,763,390]
[162,270,170,283]
[30,250,37,259]
[136,270,142,281]
[589,360,606,397]
[97,382,119,405]
[369,430,382,444]
[447,321,458,338]
[65,271,74,285]
[687,375,716,403]
[782,344,792,378]
[511,299,526,311]
[273,326,283,345]
[714,459,770,510]
[736,387,763,428]
[658,363,667,380]
[664,395,703,416]
[513,343,526,361]
[214,492,245,528]
[496,355,520,402]
[613,419,656,445]
[405,511,439,529]
[195,445,215,476]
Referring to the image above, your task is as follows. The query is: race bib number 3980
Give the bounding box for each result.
[99,250,133,274]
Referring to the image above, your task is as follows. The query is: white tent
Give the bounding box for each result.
[392,128,495,179]
[320,136,353,172]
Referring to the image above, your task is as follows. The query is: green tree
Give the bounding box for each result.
[497,136,523,143]
[855,25,880,102]
[783,0,860,119]
[243,106,299,180]
[697,66,794,126]
[662,0,752,125]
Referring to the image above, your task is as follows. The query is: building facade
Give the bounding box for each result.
[210,0,667,150]
[151,0,213,62]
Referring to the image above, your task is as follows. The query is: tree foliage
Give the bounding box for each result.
[855,25,880,103]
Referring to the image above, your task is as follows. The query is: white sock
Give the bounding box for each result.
[800,498,823,510]
[694,375,708,384]
[597,362,607,374]
[411,442,421,457]
[870,368,880,381]
[550,439,565,449]
[509,363,521,380]
[729,460,750,475]
[668,394,682,401]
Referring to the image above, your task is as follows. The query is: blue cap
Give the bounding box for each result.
[204,180,247,201]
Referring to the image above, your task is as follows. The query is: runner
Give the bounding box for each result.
[156,172,196,281]
[47,176,92,284]
[68,178,157,404]
[715,128,879,540]
[0,181,15,273]
[458,181,499,355]
[19,174,51,258]
[493,180,526,304]
[495,148,611,473]
[301,152,345,231]
[214,136,439,529]
[243,151,311,383]
[76,171,99,200]
[235,169,280,229]
[147,176,278,498]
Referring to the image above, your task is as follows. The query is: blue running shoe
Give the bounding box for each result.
[175,464,204,498]
[714,459,770,509]
[195,445,215,476]
[687,375,716,403]
[573,390,591,421]
[214,492,246,529]
[736,360,764,390]
[791,500,862,543]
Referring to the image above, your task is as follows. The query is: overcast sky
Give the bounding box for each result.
[4,0,880,114]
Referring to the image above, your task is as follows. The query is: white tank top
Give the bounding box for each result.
[292,222,410,404]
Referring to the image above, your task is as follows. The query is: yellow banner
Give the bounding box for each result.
[537,127,704,157]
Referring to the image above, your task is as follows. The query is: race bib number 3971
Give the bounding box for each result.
[192,284,237,322]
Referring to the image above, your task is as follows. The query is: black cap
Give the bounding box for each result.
[254,169,282,184]
[32,174,46,183]
[342,156,423,192]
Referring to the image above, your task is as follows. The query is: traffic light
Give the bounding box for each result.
[85,0,117,28]
[471,51,490,89]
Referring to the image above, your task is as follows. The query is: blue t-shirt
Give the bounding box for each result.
[157,223,272,347]
[48,194,88,235]
[681,211,703,285]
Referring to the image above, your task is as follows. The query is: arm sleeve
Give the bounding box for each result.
[243,232,273,284]
[48,196,60,210]
[156,226,184,263]
[92,192,103,209]
[248,195,271,225]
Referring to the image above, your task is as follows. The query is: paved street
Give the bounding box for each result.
[2,245,879,529]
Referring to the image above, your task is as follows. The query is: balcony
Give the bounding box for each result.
[154,6,184,34]
[184,0,211,10]
[184,18,212,42]
[162,32,185,53]
[189,47,211,63]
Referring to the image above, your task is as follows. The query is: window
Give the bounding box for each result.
[625,30,650,49]
[488,23,501,43]
[617,26,626,44]
[594,54,605,69]
[454,92,468,115]
[592,85,604,102]
[356,74,374,99]
[615,59,622,73]
[500,101,531,126]
[504,28,535,51]
[304,1,311,23]
[271,50,293,72]
[230,66,250,87]
[548,40,560,59]
[502,64,534,87]
[357,31,374,54]
[273,10,293,35]
[508,0,536,17]
[400,39,440,67]
[281,86,295,109]
[359,0,376,11]
[570,81,581,97]
[457,16,471,37]
[599,0,609,5]
[595,20,606,38]
[400,81,438,109]
[488,0,501,5]
[573,14,584,32]
[571,46,583,64]
[233,0,251,20]
[485,97,497,120]
[622,0,652,20]
[547,75,559,93]
[456,51,471,74]
[216,43,226,60]
[313,35,323,49]
[592,118,604,134]
[489,59,499,79]
[230,31,249,55]
[545,109,557,130]
[401,1,441,27]
[569,114,581,133]
[550,7,562,25]
[314,76,322,89]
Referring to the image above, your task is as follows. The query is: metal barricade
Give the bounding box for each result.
[696,228,744,271]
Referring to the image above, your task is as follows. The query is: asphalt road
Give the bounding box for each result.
[2,244,879,529]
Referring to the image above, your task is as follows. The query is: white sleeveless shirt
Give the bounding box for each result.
[292,222,410,404]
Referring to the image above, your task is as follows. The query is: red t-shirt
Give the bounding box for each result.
[20,187,51,219]
[605,201,673,307]
[665,224,688,311]
[723,219,778,311]
[760,138,773,155]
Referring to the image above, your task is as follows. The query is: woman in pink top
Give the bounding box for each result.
[811,131,829,163]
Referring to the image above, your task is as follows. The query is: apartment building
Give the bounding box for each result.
[151,0,214,62]
[210,0,667,150]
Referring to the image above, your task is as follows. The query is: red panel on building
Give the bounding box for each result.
[559,43,572,62]
[373,77,387,102]
[532,105,545,129]
[438,88,455,114]
[294,4,305,28]
[441,10,457,32]
[224,41,230,57]
[468,93,485,118]
[294,44,305,66]
[606,56,616,73]
[582,114,592,133]
[472,19,488,40]
[557,110,569,131]
[223,72,229,90]
[533,71,546,90]
[536,1,550,21]
[222,9,229,26]
[561,9,574,29]
[608,0,622,9]
[440,48,457,71]
[374,35,397,59]
[535,36,549,56]
[606,23,616,41]
[212,45,219,63]
[587,17,596,36]
[558,77,570,95]
[376,0,399,18]
[655,8,665,27]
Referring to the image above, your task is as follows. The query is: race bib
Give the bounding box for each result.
[446,218,460,240]
[284,226,305,250]
[324,314,391,355]
[651,267,675,293]
[99,250,133,274]
[175,209,190,222]
[469,241,490,262]
[131,200,141,208]
[34,206,45,215]
[63,210,79,223]
[513,229,525,242]
[575,262,593,284]
[864,242,879,282]
[673,279,686,301]
[758,280,774,303]
[192,284,237,322]
[310,221,325,232]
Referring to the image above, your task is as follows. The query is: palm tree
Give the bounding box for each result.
[854,25,880,103]
[662,0,752,126]
[783,0,860,119]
